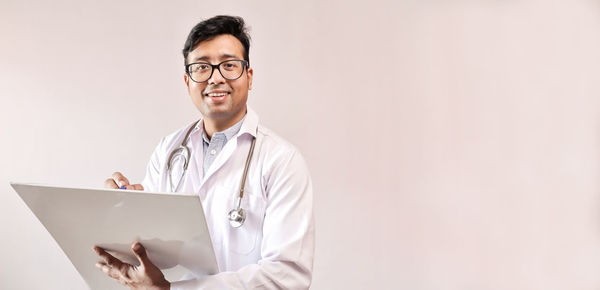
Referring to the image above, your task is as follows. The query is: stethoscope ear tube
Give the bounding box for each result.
[167,146,190,171]
[167,122,198,192]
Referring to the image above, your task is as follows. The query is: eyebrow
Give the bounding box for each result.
[192,53,240,62]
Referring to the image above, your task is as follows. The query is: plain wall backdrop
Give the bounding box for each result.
[1,0,600,289]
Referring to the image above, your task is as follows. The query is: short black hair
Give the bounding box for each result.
[182,15,251,66]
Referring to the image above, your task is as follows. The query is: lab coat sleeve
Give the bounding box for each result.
[170,150,315,290]
[141,137,165,192]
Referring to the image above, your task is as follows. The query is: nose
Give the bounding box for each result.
[208,66,226,84]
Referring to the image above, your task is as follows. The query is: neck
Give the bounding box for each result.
[203,108,246,139]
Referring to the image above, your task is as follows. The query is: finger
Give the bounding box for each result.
[125,184,144,191]
[93,246,123,268]
[132,242,152,269]
[104,178,119,189]
[111,172,130,187]
[96,262,129,283]
[96,262,119,279]
[96,262,112,277]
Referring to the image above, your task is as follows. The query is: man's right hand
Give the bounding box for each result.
[104,172,144,190]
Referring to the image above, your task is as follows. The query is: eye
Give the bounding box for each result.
[222,61,240,70]
[190,63,210,73]
[197,64,210,71]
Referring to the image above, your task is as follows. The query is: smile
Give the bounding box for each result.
[205,92,230,97]
[204,91,231,103]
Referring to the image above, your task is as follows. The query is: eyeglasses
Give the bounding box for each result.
[185,59,248,83]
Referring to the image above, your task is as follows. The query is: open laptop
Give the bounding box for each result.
[11,182,218,290]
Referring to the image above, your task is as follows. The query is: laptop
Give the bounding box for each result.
[11,182,218,290]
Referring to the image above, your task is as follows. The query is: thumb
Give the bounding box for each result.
[132,242,152,268]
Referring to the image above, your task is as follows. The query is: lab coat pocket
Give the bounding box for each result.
[226,190,267,255]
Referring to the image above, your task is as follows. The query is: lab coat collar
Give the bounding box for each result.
[239,106,259,138]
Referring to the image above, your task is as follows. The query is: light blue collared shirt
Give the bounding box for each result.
[201,116,245,174]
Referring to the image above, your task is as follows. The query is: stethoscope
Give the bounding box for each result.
[166,121,256,228]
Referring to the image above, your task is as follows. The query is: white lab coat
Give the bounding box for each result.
[141,108,314,289]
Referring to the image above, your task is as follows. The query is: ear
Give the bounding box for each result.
[246,67,253,90]
[184,73,191,91]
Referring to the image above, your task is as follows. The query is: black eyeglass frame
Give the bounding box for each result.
[185,59,249,83]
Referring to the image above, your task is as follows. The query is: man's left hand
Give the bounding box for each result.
[93,242,170,290]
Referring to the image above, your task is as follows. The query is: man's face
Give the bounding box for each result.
[184,34,253,122]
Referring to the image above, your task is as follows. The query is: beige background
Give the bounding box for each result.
[1,0,599,289]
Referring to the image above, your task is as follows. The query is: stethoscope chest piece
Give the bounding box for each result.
[228,208,246,228]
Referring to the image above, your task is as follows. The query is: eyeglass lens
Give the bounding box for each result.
[187,60,245,83]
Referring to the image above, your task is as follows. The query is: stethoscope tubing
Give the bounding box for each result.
[166,120,256,227]
[237,136,256,207]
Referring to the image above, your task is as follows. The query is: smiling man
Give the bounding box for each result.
[97,15,315,289]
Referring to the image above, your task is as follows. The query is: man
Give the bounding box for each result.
[95,15,315,289]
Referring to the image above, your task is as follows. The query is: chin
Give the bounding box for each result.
[205,109,234,120]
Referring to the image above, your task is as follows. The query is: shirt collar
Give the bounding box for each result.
[201,115,244,144]
[193,106,259,140]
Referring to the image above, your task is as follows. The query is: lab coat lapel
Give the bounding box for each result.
[189,142,203,195]
[199,107,259,189]
[200,137,238,186]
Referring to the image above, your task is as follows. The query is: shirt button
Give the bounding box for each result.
[210,149,217,155]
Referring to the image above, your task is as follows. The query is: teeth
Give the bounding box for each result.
[207,92,228,97]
